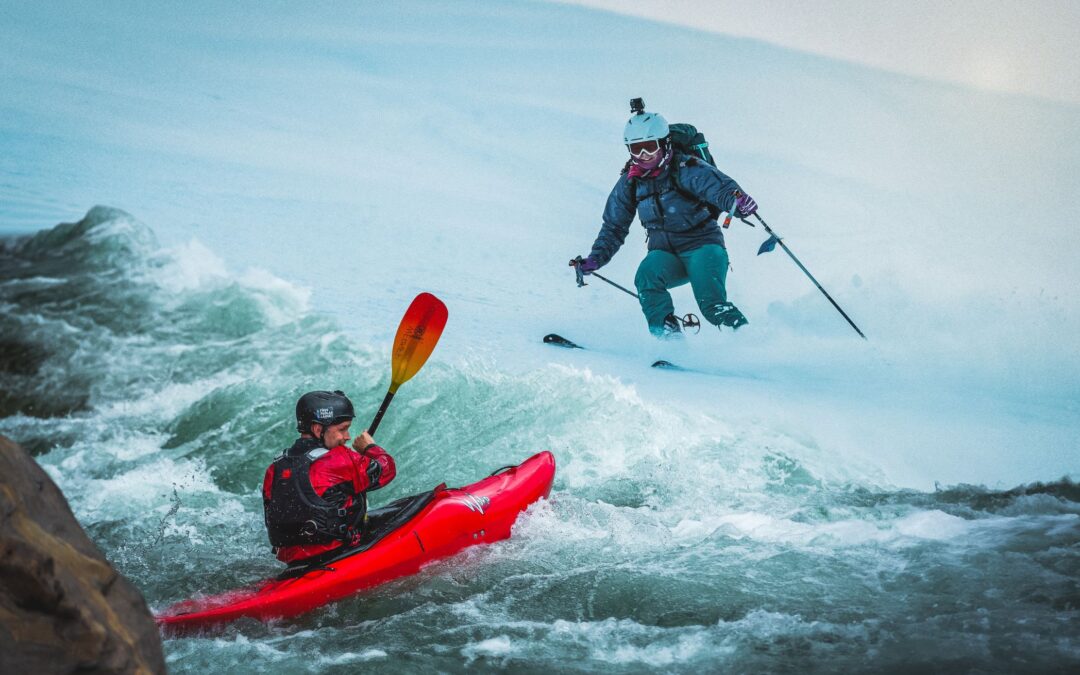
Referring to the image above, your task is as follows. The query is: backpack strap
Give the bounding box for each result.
[622,154,718,222]
[620,159,639,207]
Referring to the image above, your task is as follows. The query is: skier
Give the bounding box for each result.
[572,101,758,336]
[262,390,396,565]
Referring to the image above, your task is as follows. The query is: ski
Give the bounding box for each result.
[543,334,681,370]
[650,360,683,370]
[543,333,583,349]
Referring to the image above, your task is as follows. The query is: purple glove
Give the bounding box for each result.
[571,256,600,274]
[735,192,758,218]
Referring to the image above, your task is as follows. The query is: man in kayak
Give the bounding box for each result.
[572,99,758,337]
[262,390,396,565]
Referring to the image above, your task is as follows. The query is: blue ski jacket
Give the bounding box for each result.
[588,156,744,266]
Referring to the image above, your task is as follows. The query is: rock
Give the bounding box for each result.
[0,435,165,674]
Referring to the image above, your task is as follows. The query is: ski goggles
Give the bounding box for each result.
[627,139,660,158]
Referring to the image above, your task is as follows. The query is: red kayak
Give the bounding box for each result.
[157,451,555,633]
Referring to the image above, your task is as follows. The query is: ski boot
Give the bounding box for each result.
[713,302,748,330]
[659,313,684,340]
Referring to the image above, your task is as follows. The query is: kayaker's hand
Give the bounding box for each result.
[353,430,376,453]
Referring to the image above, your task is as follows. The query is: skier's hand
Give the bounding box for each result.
[735,191,758,218]
[570,255,600,275]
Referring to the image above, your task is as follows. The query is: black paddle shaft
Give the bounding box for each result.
[368,390,396,436]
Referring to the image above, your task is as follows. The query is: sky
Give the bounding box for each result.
[567,0,1080,106]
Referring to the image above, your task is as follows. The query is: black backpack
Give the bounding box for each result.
[667,122,715,167]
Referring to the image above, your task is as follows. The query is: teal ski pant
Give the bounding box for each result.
[634,244,730,335]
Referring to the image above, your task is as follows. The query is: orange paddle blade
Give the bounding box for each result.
[389,292,448,393]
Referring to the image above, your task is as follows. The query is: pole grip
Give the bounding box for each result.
[571,256,587,287]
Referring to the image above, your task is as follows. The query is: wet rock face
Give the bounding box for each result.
[0,435,165,674]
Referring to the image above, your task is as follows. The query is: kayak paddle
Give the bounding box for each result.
[368,292,448,436]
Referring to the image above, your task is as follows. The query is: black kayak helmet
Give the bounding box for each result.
[295,390,355,435]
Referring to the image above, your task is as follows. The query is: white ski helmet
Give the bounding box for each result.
[623,110,670,145]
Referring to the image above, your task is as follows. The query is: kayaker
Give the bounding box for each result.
[262,390,396,564]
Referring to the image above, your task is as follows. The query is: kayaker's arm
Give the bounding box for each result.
[352,432,396,492]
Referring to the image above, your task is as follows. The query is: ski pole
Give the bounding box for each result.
[570,257,700,332]
[592,272,639,300]
[736,198,866,340]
